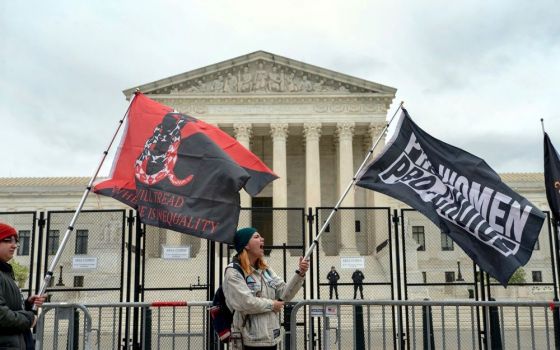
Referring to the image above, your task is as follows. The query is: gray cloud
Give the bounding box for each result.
[1,0,559,177]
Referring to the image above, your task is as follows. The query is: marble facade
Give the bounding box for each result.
[125,51,397,253]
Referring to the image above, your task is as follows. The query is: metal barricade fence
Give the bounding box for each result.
[289,299,560,350]
[36,301,212,350]
[32,299,560,349]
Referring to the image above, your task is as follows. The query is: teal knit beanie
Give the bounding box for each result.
[234,227,257,254]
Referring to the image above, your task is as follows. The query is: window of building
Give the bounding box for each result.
[441,233,454,251]
[355,220,361,233]
[445,271,456,283]
[17,230,30,256]
[533,239,540,251]
[75,230,89,255]
[73,276,84,287]
[532,271,543,283]
[48,230,60,255]
[422,272,427,284]
[412,226,425,251]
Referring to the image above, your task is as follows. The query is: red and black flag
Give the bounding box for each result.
[356,109,545,286]
[94,92,277,244]
[544,133,560,225]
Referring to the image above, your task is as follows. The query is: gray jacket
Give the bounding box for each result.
[223,262,304,348]
[0,262,35,350]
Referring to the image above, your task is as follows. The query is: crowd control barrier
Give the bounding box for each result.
[289,299,560,350]
[35,299,560,349]
[35,301,212,350]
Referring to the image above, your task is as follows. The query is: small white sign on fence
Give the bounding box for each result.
[310,305,324,317]
[340,256,364,269]
[162,245,191,260]
[72,256,98,270]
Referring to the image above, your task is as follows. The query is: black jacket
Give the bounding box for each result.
[327,270,340,284]
[0,261,34,350]
[352,270,365,284]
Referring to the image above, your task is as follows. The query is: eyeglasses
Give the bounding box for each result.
[1,237,19,245]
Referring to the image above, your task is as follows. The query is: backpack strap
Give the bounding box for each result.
[227,262,245,279]
[225,262,250,328]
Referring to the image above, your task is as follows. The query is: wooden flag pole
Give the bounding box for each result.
[296,101,405,274]
[35,91,138,305]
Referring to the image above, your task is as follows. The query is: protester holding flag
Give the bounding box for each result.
[223,227,309,350]
[34,91,279,315]
[0,223,46,350]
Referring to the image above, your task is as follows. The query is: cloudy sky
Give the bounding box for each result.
[1,1,559,178]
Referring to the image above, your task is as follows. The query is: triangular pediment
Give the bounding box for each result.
[124,51,396,97]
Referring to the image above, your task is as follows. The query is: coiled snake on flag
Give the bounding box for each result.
[135,113,194,186]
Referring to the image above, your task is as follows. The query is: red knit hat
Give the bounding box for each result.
[0,223,17,240]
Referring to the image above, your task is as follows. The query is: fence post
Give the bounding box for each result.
[132,214,143,350]
[354,305,365,349]
[393,209,405,349]
[488,298,503,350]
[553,302,560,350]
[284,304,293,349]
[35,212,46,294]
[71,308,80,350]
[323,315,330,350]
[551,220,560,350]
[208,240,218,350]
[144,308,152,350]
[422,299,434,350]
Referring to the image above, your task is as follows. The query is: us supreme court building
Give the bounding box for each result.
[0,51,553,301]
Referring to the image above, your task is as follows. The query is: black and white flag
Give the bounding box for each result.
[544,133,560,225]
[357,109,545,286]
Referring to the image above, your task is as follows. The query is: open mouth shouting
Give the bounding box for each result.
[246,232,265,258]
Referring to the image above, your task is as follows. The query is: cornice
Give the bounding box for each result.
[153,94,394,119]
[151,93,394,105]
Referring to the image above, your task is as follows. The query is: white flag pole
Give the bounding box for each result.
[296,101,404,274]
[36,91,138,304]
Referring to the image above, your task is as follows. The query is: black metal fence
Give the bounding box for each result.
[1,206,558,349]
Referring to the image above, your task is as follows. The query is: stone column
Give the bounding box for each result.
[336,121,355,252]
[364,123,387,207]
[270,123,289,245]
[367,123,389,207]
[363,123,386,253]
[303,123,322,210]
[234,123,253,228]
[303,123,321,248]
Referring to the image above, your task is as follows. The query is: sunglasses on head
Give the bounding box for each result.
[1,237,19,244]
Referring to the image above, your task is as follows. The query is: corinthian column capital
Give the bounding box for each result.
[368,123,386,140]
[270,123,289,141]
[303,122,322,143]
[365,122,387,154]
[233,123,253,140]
[335,121,355,142]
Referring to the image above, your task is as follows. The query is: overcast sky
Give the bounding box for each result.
[1,1,559,178]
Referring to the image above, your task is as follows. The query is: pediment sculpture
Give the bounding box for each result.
[171,60,363,94]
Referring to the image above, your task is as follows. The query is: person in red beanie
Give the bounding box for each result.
[0,222,46,350]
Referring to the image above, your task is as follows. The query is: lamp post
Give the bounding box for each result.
[56,265,65,286]
[456,260,464,282]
